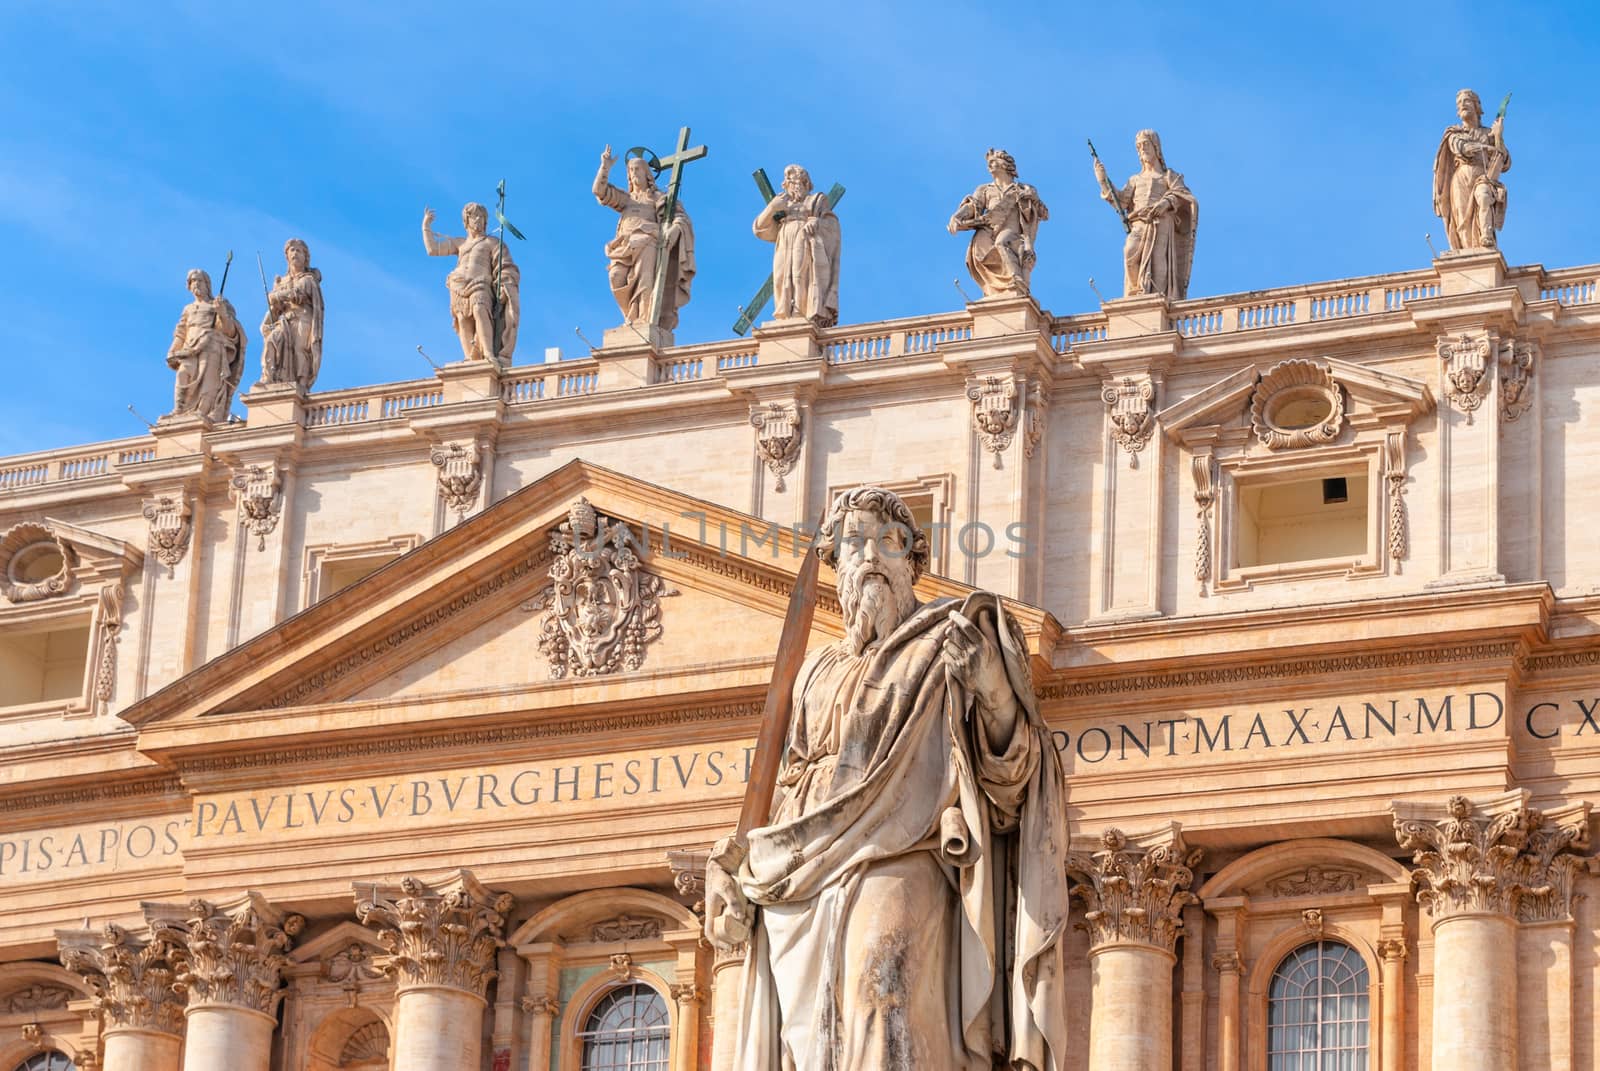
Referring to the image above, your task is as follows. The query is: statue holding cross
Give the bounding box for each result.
[751,164,843,329]
[592,127,705,342]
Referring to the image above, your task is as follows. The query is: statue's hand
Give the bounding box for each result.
[1093,160,1108,182]
[803,218,818,239]
[705,836,753,948]
[943,610,1009,710]
[422,206,436,228]
[601,144,616,169]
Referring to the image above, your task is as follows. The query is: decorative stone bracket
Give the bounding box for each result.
[230,462,283,551]
[354,870,515,998]
[1068,824,1203,952]
[430,441,485,517]
[750,402,802,492]
[1103,376,1156,465]
[966,374,1019,468]
[1499,337,1537,422]
[145,892,304,1017]
[141,495,193,575]
[1439,332,1493,416]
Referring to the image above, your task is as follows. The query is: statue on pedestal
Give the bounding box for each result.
[706,487,1069,1070]
[753,164,841,327]
[421,202,520,364]
[259,238,324,391]
[594,144,697,331]
[1093,129,1199,301]
[167,268,246,422]
[1433,88,1512,251]
[948,149,1048,298]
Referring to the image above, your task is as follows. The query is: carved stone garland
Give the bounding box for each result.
[967,375,1019,469]
[1394,794,1593,922]
[146,895,305,1017]
[1499,338,1536,422]
[750,403,802,492]
[1192,454,1217,595]
[1439,333,1492,416]
[142,495,193,575]
[354,873,515,998]
[430,442,484,516]
[526,497,678,679]
[1067,828,1203,951]
[1103,377,1155,466]
[229,463,282,551]
[1383,430,1409,568]
[92,582,123,712]
[57,923,187,1035]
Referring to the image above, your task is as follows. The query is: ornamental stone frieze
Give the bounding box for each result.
[141,495,192,575]
[750,402,802,492]
[1392,792,1593,922]
[526,497,678,679]
[229,462,283,551]
[430,440,485,516]
[56,923,187,1035]
[1102,376,1156,464]
[144,892,305,1017]
[353,870,515,998]
[1067,825,1203,952]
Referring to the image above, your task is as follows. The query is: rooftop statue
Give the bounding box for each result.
[753,164,841,328]
[1093,129,1198,301]
[167,268,246,423]
[948,148,1049,299]
[259,238,324,392]
[594,143,697,334]
[706,486,1069,1071]
[1433,88,1512,251]
[421,201,520,365]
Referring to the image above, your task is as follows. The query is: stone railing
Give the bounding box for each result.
[1539,266,1599,307]
[303,379,446,428]
[821,311,973,366]
[0,436,156,493]
[1050,314,1110,354]
[1168,268,1443,339]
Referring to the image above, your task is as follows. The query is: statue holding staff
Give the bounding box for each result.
[1433,88,1512,251]
[259,237,324,391]
[421,201,520,365]
[1092,129,1199,301]
[167,268,246,422]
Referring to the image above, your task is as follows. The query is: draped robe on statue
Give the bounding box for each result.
[1108,170,1198,301]
[735,592,1069,1071]
[754,190,840,326]
[1433,123,1511,250]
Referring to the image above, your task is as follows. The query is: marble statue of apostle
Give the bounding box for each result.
[948,148,1049,298]
[593,145,697,330]
[753,164,841,327]
[1095,129,1199,301]
[260,237,324,391]
[421,202,520,364]
[167,268,246,422]
[705,487,1070,1071]
[1433,88,1511,251]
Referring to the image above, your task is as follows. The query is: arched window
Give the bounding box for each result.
[12,1054,76,1071]
[578,983,670,1071]
[1268,940,1370,1069]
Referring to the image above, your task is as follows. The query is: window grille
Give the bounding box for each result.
[12,1054,76,1071]
[578,983,671,1071]
[1267,939,1370,1070]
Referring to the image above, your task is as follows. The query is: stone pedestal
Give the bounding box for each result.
[355,870,515,1071]
[1069,824,1200,1071]
[56,924,187,1071]
[241,381,306,428]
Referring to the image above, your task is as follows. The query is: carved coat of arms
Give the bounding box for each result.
[527,498,677,678]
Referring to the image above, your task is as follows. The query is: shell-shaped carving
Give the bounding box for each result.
[1249,359,1345,450]
[340,1020,390,1065]
[0,522,74,603]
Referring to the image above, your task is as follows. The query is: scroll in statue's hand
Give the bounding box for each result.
[704,835,753,947]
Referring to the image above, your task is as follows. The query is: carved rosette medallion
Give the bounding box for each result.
[526,497,678,679]
[141,496,193,575]
[750,403,803,492]
[1249,359,1345,450]
[0,523,75,603]
[1102,377,1156,465]
[430,442,484,516]
[966,375,1019,468]
[1067,827,1203,953]
[1394,794,1593,922]
[354,871,515,998]
[1438,333,1493,415]
[1499,338,1537,421]
[146,894,304,1017]
[57,923,187,1035]
[229,463,283,551]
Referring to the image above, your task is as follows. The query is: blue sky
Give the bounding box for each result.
[1,1,1596,454]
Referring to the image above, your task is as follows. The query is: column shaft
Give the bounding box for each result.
[391,986,487,1071]
[182,1004,276,1071]
[1379,946,1404,1071]
[1431,913,1516,1071]
[1086,944,1175,1071]
[102,1029,182,1071]
[1215,960,1240,1071]
[710,950,746,1071]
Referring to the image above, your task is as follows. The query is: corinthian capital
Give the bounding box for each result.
[1068,823,1203,953]
[56,923,186,1035]
[1392,792,1593,922]
[354,870,515,998]
[144,892,304,1017]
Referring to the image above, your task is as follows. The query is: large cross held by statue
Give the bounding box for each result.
[733,169,846,336]
[639,125,709,329]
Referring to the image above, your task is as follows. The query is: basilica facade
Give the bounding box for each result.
[1,246,1598,1071]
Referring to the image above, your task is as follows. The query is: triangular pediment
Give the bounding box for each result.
[125,461,1055,739]
[1159,357,1433,440]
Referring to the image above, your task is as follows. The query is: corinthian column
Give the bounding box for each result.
[144,893,303,1071]
[1393,791,1592,1071]
[355,870,515,1071]
[1069,824,1201,1071]
[56,923,186,1071]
